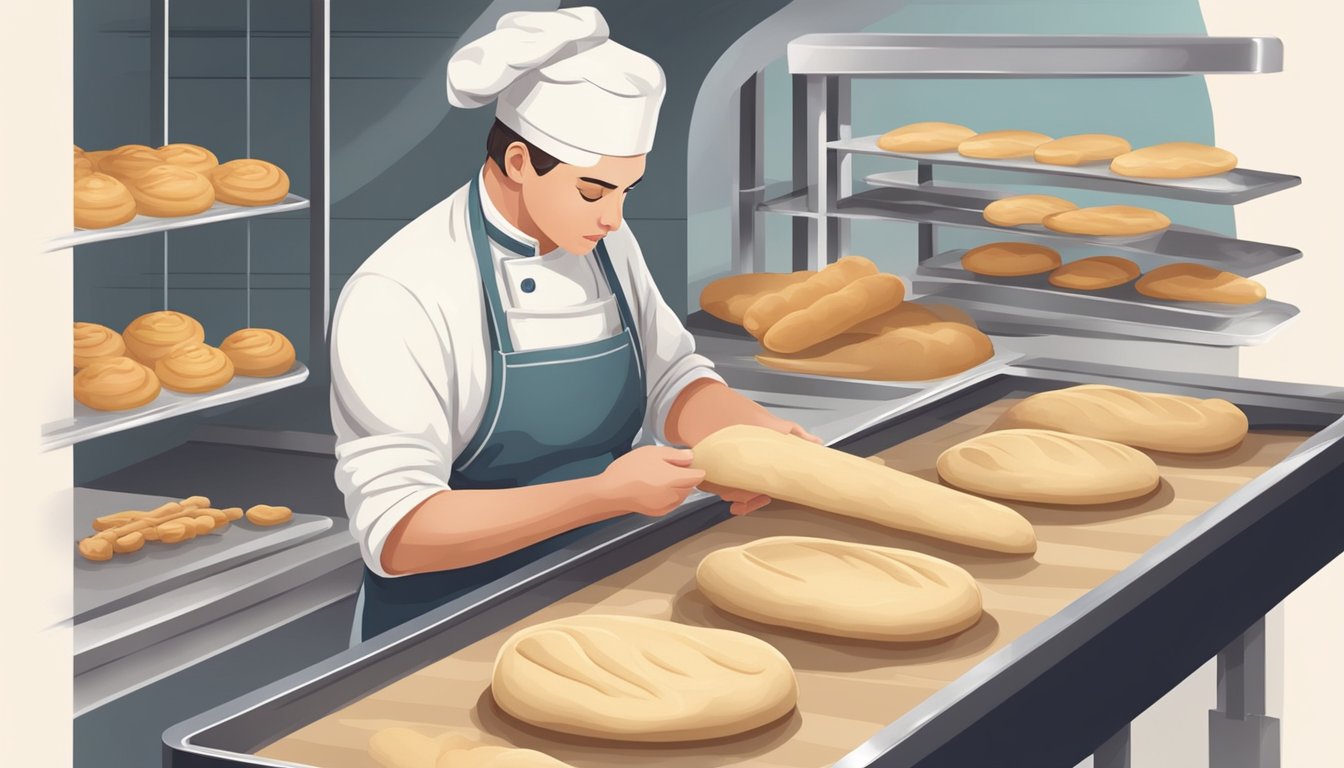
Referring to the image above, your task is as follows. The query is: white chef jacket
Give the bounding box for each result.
[330,175,724,577]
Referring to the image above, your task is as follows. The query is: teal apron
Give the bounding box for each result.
[353,178,647,643]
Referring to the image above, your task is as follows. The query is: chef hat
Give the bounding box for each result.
[446,7,665,167]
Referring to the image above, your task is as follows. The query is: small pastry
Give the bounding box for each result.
[74,357,161,411]
[74,154,94,180]
[74,173,137,229]
[220,328,296,376]
[155,342,235,394]
[74,144,85,155]
[84,149,114,170]
[210,158,290,206]
[124,165,215,217]
[157,143,219,174]
[246,505,292,526]
[74,322,127,368]
[1048,256,1142,291]
[98,146,164,181]
[122,310,206,366]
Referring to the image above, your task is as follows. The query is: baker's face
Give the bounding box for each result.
[513,145,645,255]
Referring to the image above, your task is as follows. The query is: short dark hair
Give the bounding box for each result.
[485,119,562,176]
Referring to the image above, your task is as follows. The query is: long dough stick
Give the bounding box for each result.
[691,425,1037,554]
[742,255,877,338]
[762,273,905,353]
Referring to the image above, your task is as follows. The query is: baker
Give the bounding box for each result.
[330,7,817,644]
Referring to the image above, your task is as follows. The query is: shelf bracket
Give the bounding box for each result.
[1210,618,1280,768]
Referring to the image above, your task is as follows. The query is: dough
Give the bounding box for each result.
[491,614,797,741]
[877,121,976,153]
[1111,142,1237,178]
[696,536,983,641]
[1033,134,1132,166]
[757,322,994,382]
[74,322,127,368]
[124,165,215,217]
[762,273,905,353]
[1135,263,1265,304]
[962,242,1062,276]
[369,728,574,768]
[154,342,235,393]
[210,158,290,205]
[1047,256,1141,290]
[1043,205,1171,237]
[742,255,877,338]
[157,143,219,174]
[73,357,161,411]
[982,194,1078,227]
[691,425,1037,553]
[74,173,137,229]
[937,429,1161,505]
[958,130,1053,159]
[219,328,297,376]
[122,310,206,366]
[699,271,813,325]
[996,384,1249,454]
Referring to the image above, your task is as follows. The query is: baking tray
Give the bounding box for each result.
[45,194,310,252]
[73,488,332,623]
[164,360,1344,768]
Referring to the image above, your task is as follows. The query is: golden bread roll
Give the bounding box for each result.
[962,242,1062,276]
[74,144,85,155]
[74,173,137,229]
[219,327,296,377]
[98,145,165,181]
[73,357,161,411]
[876,121,976,153]
[154,342,235,393]
[74,322,127,368]
[491,614,798,741]
[958,130,1053,159]
[1135,263,1266,304]
[157,143,219,174]
[742,255,877,338]
[697,536,983,641]
[1033,133,1132,166]
[122,310,206,366]
[1111,142,1237,178]
[692,424,1036,553]
[937,429,1160,505]
[699,271,813,325]
[210,158,290,205]
[996,384,1249,454]
[762,272,905,353]
[1048,256,1141,290]
[758,321,994,382]
[83,149,114,170]
[124,164,215,217]
[1042,205,1171,237]
[246,505,292,526]
[983,194,1078,227]
[74,154,94,180]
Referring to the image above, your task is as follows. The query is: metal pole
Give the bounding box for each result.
[790,74,810,272]
[1094,722,1131,768]
[732,71,765,275]
[309,0,331,380]
[1210,618,1280,768]
[152,0,171,309]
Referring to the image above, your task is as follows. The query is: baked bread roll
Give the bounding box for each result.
[958,130,1053,159]
[1135,263,1266,304]
[1048,256,1141,291]
[962,242,1062,276]
[124,165,215,217]
[983,194,1078,227]
[938,429,1161,505]
[996,384,1249,454]
[74,322,127,369]
[122,310,206,366]
[699,271,813,325]
[154,342,235,393]
[693,425,1036,553]
[757,322,994,381]
[98,146,165,181]
[74,357,161,411]
[491,615,797,741]
[157,143,219,174]
[369,728,575,768]
[83,149,114,171]
[219,328,296,376]
[1033,134,1132,166]
[1111,142,1237,178]
[74,173,137,229]
[1043,205,1171,237]
[762,273,905,353]
[877,121,976,153]
[210,158,290,206]
[697,536,983,641]
[74,153,94,180]
[742,255,877,338]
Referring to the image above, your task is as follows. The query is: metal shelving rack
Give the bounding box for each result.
[737,34,1300,348]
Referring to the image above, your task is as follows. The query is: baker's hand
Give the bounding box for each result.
[756,413,822,445]
[598,446,705,517]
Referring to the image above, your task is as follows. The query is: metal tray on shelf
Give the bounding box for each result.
[46,194,310,252]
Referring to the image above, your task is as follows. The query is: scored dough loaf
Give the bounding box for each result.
[491,614,797,742]
[691,425,1036,553]
[996,383,1249,454]
[937,429,1161,505]
[74,322,127,369]
[73,357,161,411]
[847,302,978,334]
[696,536,983,641]
[962,241,1062,276]
[1135,263,1265,305]
[983,194,1078,227]
[699,271,813,325]
[1111,142,1237,178]
[1043,205,1171,237]
[1033,134,1132,166]
[1048,256,1141,291]
[958,130,1053,159]
[219,327,297,377]
[74,173,137,229]
[210,158,290,205]
[155,342,235,393]
[877,121,976,153]
[122,310,206,366]
[742,255,877,338]
[757,322,994,382]
[124,164,215,217]
[370,728,576,768]
[761,272,905,353]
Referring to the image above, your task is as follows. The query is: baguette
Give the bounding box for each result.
[761,273,905,353]
[742,256,877,338]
